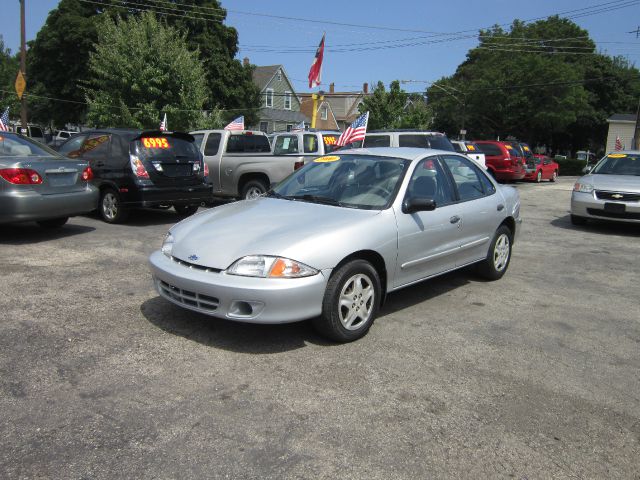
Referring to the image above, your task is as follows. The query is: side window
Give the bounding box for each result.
[273,135,299,155]
[108,135,129,165]
[452,142,464,153]
[398,135,429,148]
[58,134,87,158]
[81,134,111,159]
[442,155,493,201]
[363,135,391,148]
[303,134,318,153]
[406,156,455,207]
[204,133,221,156]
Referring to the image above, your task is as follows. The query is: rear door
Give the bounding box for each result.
[79,133,112,183]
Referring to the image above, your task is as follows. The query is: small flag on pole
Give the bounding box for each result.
[159,113,168,132]
[0,107,10,132]
[614,135,623,151]
[291,120,305,132]
[224,116,245,131]
[308,33,325,88]
[336,111,369,146]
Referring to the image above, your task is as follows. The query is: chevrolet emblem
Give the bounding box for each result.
[611,194,623,199]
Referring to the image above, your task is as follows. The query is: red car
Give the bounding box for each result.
[474,140,526,182]
[524,154,559,182]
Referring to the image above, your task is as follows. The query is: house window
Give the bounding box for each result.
[276,70,282,81]
[286,124,294,132]
[321,106,328,120]
[259,121,268,133]
[284,91,292,110]
[265,89,274,108]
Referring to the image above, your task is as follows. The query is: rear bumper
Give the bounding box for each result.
[123,183,213,207]
[0,185,99,224]
[523,169,539,181]
[492,166,525,181]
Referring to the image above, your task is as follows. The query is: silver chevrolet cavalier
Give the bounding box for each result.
[149,148,522,342]
[571,151,640,225]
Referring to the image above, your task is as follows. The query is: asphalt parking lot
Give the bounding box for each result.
[1,176,639,479]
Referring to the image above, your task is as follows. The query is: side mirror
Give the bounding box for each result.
[402,197,436,214]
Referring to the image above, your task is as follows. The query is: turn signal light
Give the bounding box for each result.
[0,168,43,184]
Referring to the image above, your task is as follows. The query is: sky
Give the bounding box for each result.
[1,0,639,95]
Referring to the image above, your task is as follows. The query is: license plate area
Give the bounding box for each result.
[604,202,625,214]
[47,172,77,187]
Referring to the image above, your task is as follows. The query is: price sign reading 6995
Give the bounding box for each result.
[142,137,170,149]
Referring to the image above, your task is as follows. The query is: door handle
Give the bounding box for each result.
[497,204,504,211]
[450,215,460,224]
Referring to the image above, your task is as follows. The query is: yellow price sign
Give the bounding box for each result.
[15,70,26,100]
[314,155,340,163]
[608,154,627,158]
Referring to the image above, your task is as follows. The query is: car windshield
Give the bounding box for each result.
[592,153,640,176]
[0,133,60,158]
[270,154,410,210]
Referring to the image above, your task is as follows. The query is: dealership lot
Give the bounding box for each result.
[1,177,639,479]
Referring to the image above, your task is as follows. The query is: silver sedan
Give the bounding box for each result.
[0,132,98,227]
[571,151,640,225]
[149,148,522,342]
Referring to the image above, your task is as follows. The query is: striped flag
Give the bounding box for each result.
[614,135,623,151]
[308,33,325,88]
[291,120,305,132]
[224,116,245,131]
[159,113,168,131]
[0,107,9,132]
[336,111,369,146]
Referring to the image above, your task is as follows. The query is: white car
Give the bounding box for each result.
[451,140,486,169]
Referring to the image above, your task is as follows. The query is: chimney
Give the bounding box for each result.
[329,82,335,93]
[363,82,369,94]
[243,57,250,67]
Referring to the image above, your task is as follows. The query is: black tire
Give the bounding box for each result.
[476,225,513,280]
[570,214,587,226]
[99,188,129,224]
[37,217,69,228]
[312,259,381,343]
[240,179,268,200]
[174,204,199,217]
[550,170,558,182]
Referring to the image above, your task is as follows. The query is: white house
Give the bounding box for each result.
[605,114,637,152]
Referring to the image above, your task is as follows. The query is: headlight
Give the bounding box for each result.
[573,182,594,193]
[227,255,318,278]
[161,232,174,257]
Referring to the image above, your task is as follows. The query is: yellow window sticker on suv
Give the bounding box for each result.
[314,155,340,163]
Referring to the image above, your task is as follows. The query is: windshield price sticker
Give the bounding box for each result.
[314,155,340,163]
[142,137,170,149]
[608,153,627,158]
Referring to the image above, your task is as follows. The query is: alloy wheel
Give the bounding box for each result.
[493,233,510,272]
[338,273,375,330]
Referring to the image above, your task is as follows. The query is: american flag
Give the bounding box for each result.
[308,34,325,88]
[336,112,369,146]
[224,115,245,131]
[291,120,305,132]
[159,113,168,131]
[0,107,9,132]
[614,135,623,151]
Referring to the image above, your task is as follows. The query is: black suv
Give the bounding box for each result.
[58,129,211,223]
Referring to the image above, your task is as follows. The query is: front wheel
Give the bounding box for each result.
[100,188,129,224]
[476,225,512,280]
[37,217,69,228]
[241,179,268,200]
[550,170,558,182]
[313,260,381,343]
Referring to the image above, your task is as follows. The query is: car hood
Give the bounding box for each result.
[170,197,385,270]
[582,174,640,192]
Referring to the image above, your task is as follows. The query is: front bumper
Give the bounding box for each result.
[0,186,99,224]
[571,191,640,223]
[148,250,330,324]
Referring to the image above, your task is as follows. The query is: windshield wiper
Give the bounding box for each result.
[266,190,290,200]
[289,194,343,206]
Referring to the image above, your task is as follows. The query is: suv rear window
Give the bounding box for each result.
[475,143,503,156]
[134,135,200,160]
[226,134,271,153]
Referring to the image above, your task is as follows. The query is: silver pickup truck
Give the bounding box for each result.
[191,129,303,199]
[270,130,342,163]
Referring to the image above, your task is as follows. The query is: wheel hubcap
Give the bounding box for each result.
[245,187,263,199]
[102,193,118,220]
[338,273,375,330]
[493,233,510,271]
[537,171,541,182]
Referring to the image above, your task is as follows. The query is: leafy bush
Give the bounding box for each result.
[555,158,586,175]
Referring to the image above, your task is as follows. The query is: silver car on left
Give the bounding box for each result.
[0,132,98,227]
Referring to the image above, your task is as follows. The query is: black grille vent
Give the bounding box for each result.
[595,190,640,202]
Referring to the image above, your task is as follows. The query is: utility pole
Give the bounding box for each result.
[19,0,28,132]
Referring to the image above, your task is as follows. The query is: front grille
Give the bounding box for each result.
[171,256,222,273]
[157,280,219,312]
[587,208,640,220]
[595,190,640,202]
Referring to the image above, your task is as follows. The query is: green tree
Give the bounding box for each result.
[0,36,20,118]
[360,81,433,129]
[84,12,208,130]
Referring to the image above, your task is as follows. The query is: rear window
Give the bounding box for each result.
[134,135,200,160]
[0,133,59,157]
[29,126,44,138]
[363,135,391,148]
[475,143,503,157]
[505,142,523,158]
[226,134,271,153]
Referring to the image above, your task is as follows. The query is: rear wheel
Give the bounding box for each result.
[313,260,381,343]
[37,217,69,228]
[551,170,558,182]
[174,204,199,217]
[477,225,512,280]
[570,214,587,226]
[241,179,268,200]
[536,170,542,183]
[100,188,129,224]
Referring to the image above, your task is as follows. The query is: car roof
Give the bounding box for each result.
[334,147,458,161]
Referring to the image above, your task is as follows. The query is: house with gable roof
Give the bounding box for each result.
[248,62,308,133]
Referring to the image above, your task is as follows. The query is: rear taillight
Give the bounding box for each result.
[203,161,209,177]
[294,160,304,170]
[81,166,93,181]
[130,155,149,179]
[0,168,42,185]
